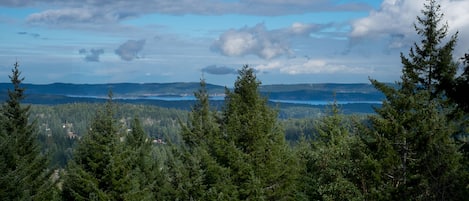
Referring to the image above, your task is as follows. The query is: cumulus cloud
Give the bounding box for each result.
[115,40,145,61]
[79,48,104,62]
[201,65,237,75]
[211,23,327,59]
[350,0,419,38]
[350,0,469,52]
[254,59,371,75]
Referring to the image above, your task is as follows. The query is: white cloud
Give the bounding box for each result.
[27,8,119,25]
[214,30,258,57]
[211,24,291,59]
[255,61,283,71]
[211,23,328,59]
[288,22,321,35]
[254,59,372,75]
[350,0,469,54]
[350,0,420,38]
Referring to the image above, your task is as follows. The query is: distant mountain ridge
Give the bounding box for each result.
[0,82,385,114]
[0,82,384,101]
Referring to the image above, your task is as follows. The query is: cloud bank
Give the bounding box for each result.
[254,59,371,75]
[5,0,373,32]
[114,40,145,61]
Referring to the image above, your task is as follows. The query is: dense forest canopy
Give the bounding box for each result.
[1,0,468,200]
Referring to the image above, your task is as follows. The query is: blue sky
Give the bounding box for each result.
[1,0,468,85]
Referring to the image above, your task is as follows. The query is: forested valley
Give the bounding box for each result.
[1,1,469,200]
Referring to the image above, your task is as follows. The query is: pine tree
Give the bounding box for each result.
[175,79,237,200]
[62,92,121,200]
[0,61,58,200]
[119,117,160,200]
[365,81,466,200]
[401,0,458,98]
[303,103,365,200]
[220,65,299,200]
[181,78,218,148]
[361,1,468,199]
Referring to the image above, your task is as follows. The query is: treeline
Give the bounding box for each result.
[1,0,469,200]
[29,101,326,168]
[30,103,186,168]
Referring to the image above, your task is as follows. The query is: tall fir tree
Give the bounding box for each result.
[0,61,58,200]
[364,82,466,200]
[220,65,300,200]
[400,0,458,99]
[181,78,218,148]
[361,0,468,199]
[113,117,157,200]
[175,78,237,200]
[302,103,366,200]
[62,91,129,200]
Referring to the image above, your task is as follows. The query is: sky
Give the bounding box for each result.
[1,0,469,86]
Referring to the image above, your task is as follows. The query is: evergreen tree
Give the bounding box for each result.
[360,1,468,199]
[120,117,164,200]
[364,82,466,200]
[302,103,365,200]
[62,92,122,200]
[0,61,58,200]
[220,65,299,200]
[401,0,458,98]
[181,78,218,148]
[449,53,469,112]
[175,79,237,200]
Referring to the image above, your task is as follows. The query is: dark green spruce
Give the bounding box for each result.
[0,62,59,200]
[299,102,368,200]
[220,65,300,200]
[361,0,468,199]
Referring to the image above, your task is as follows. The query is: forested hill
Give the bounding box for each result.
[0,82,385,102]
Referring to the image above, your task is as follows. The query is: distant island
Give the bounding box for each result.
[0,82,385,113]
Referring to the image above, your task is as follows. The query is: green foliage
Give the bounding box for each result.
[62,93,120,200]
[401,0,458,98]
[174,66,301,200]
[298,102,368,200]
[120,117,163,200]
[175,79,237,200]
[451,54,469,112]
[0,62,58,200]
[62,93,172,200]
[29,102,186,168]
[4,2,469,199]
[220,65,300,200]
[360,1,469,199]
[363,83,466,200]
[181,79,217,147]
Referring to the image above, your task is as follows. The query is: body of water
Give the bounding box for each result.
[66,95,382,106]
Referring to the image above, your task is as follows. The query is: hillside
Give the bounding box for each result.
[0,82,384,100]
[0,82,384,114]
